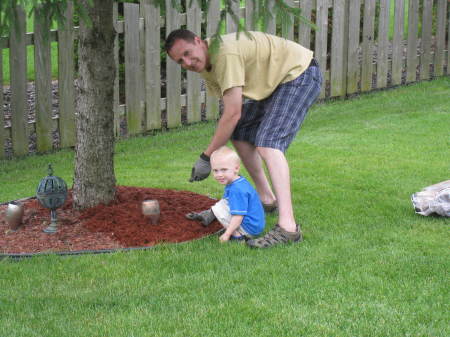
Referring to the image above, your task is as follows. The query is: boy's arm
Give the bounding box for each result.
[219,215,244,242]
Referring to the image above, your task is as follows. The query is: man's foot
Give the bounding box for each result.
[185,209,216,226]
[246,224,303,248]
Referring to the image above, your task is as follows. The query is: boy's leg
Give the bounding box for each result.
[185,209,216,226]
[211,199,252,239]
[185,199,232,227]
[210,199,231,226]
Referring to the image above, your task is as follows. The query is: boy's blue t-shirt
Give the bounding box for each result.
[223,176,265,236]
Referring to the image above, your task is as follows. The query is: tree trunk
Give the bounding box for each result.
[73,0,116,210]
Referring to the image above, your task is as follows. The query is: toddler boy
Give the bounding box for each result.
[186,146,265,242]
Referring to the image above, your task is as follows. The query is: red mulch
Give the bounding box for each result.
[0,186,222,255]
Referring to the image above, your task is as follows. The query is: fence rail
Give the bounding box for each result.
[1,0,449,158]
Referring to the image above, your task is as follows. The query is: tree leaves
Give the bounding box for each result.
[0,0,91,36]
[0,0,313,51]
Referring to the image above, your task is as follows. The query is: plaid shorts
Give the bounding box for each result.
[231,60,322,152]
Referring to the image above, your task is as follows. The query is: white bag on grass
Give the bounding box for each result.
[411,180,450,217]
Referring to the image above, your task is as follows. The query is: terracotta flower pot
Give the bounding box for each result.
[6,201,24,231]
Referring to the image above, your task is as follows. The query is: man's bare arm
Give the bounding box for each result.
[204,87,243,156]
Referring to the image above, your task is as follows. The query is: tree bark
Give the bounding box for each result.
[73,0,116,210]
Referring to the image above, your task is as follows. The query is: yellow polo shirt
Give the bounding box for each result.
[200,31,313,100]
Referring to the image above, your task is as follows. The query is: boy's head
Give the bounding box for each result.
[210,146,241,185]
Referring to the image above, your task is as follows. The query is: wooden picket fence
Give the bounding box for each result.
[0,0,448,158]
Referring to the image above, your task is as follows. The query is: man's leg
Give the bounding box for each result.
[256,147,296,232]
[245,148,303,248]
[245,62,322,248]
[232,140,276,206]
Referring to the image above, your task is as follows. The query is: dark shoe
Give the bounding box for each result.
[262,202,278,214]
[185,209,216,226]
[230,234,250,242]
[246,224,303,248]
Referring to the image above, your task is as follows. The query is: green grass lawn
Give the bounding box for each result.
[0,78,449,336]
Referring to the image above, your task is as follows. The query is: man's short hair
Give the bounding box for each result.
[165,29,197,53]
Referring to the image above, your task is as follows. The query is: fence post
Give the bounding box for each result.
[376,0,390,89]
[227,0,240,33]
[315,0,329,98]
[34,5,53,153]
[298,0,312,49]
[206,0,220,121]
[143,0,161,130]
[58,1,76,148]
[347,0,361,95]
[165,0,181,128]
[406,0,419,83]
[434,0,448,77]
[245,0,258,30]
[187,0,202,124]
[420,0,433,80]
[139,1,146,110]
[448,6,450,76]
[391,0,405,86]
[361,0,375,92]
[125,3,144,134]
[113,2,121,137]
[0,48,4,158]
[283,0,294,40]
[9,5,28,156]
[330,0,348,97]
[266,0,276,34]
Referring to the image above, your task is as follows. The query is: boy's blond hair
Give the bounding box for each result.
[210,146,241,166]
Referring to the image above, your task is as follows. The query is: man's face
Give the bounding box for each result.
[167,36,209,73]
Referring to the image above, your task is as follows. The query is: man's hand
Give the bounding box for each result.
[189,153,211,182]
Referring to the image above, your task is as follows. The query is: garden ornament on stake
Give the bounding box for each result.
[36,164,68,233]
[142,200,160,225]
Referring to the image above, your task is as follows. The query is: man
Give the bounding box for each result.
[165,29,322,248]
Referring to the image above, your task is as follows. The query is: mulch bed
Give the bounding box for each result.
[0,186,222,256]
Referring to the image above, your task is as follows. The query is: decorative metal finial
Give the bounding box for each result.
[47,163,53,176]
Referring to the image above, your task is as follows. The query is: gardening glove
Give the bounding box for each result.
[189,153,211,182]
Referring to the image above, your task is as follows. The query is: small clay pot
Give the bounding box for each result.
[6,201,24,231]
[142,200,160,225]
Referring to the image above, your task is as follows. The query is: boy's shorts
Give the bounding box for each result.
[231,60,322,153]
[211,199,254,238]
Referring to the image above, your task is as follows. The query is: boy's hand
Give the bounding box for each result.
[220,215,244,243]
[219,232,231,242]
[189,153,211,182]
